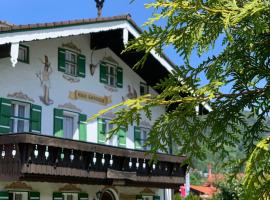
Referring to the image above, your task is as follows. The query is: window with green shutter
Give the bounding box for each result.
[136,195,143,200]
[53,192,63,200]
[100,63,108,84]
[118,127,126,147]
[28,191,40,200]
[134,126,151,150]
[97,118,106,144]
[116,66,123,88]
[79,114,87,142]
[134,126,142,149]
[54,108,63,138]
[0,98,11,133]
[0,191,8,200]
[58,48,66,72]
[78,54,86,78]
[153,196,160,200]
[99,61,123,88]
[58,47,86,78]
[78,193,88,200]
[30,104,42,133]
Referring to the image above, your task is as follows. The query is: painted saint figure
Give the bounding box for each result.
[122,85,137,101]
[36,55,53,105]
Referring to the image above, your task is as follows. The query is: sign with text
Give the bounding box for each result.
[69,90,112,106]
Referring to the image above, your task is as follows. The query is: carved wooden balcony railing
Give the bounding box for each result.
[0,133,187,188]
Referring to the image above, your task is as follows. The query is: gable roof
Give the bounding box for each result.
[0,14,176,72]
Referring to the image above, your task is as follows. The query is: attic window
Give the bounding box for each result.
[99,61,123,88]
[58,48,86,78]
[18,45,29,63]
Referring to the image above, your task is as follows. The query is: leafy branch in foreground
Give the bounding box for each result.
[91,0,270,199]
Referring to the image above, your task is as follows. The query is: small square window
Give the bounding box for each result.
[18,45,29,63]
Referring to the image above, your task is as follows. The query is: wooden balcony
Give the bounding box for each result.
[0,133,186,188]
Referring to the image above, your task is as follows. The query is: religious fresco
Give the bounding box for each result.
[36,55,54,105]
[122,85,137,101]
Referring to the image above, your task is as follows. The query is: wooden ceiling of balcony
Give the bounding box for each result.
[0,133,186,188]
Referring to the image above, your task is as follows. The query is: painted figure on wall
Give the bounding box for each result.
[122,85,137,101]
[36,55,54,105]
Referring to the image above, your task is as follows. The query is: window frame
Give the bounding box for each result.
[9,191,28,200]
[104,62,117,87]
[10,100,31,133]
[62,110,79,140]
[63,193,78,200]
[18,44,29,64]
[64,49,78,77]
[98,118,126,147]
[140,127,151,151]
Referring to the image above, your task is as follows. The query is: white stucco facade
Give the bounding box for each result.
[0,18,177,200]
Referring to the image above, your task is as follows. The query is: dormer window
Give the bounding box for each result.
[100,61,123,88]
[18,44,29,63]
[58,48,85,78]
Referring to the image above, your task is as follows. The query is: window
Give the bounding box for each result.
[65,50,77,76]
[100,62,123,88]
[134,126,151,150]
[10,101,30,133]
[136,195,160,200]
[53,108,87,141]
[97,118,126,147]
[58,48,85,78]
[63,193,78,200]
[140,82,149,96]
[63,114,75,139]
[18,45,29,63]
[143,196,153,200]
[8,192,28,200]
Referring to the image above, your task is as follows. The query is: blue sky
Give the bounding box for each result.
[0,0,182,64]
[1,0,224,87]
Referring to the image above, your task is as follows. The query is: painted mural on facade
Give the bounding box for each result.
[36,55,53,105]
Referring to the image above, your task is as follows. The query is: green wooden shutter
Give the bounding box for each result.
[28,192,40,200]
[58,48,66,72]
[99,63,108,84]
[53,192,63,200]
[136,195,143,200]
[0,98,11,133]
[79,114,87,141]
[134,126,142,149]
[78,54,86,78]
[97,118,106,143]
[116,66,123,88]
[53,108,63,138]
[30,104,42,133]
[118,127,126,147]
[78,193,88,200]
[153,196,160,200]
[0,191,8,200]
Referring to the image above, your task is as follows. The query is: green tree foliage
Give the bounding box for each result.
[190,170,206,185]
[212,178,246,200]
[90,0,270,198]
